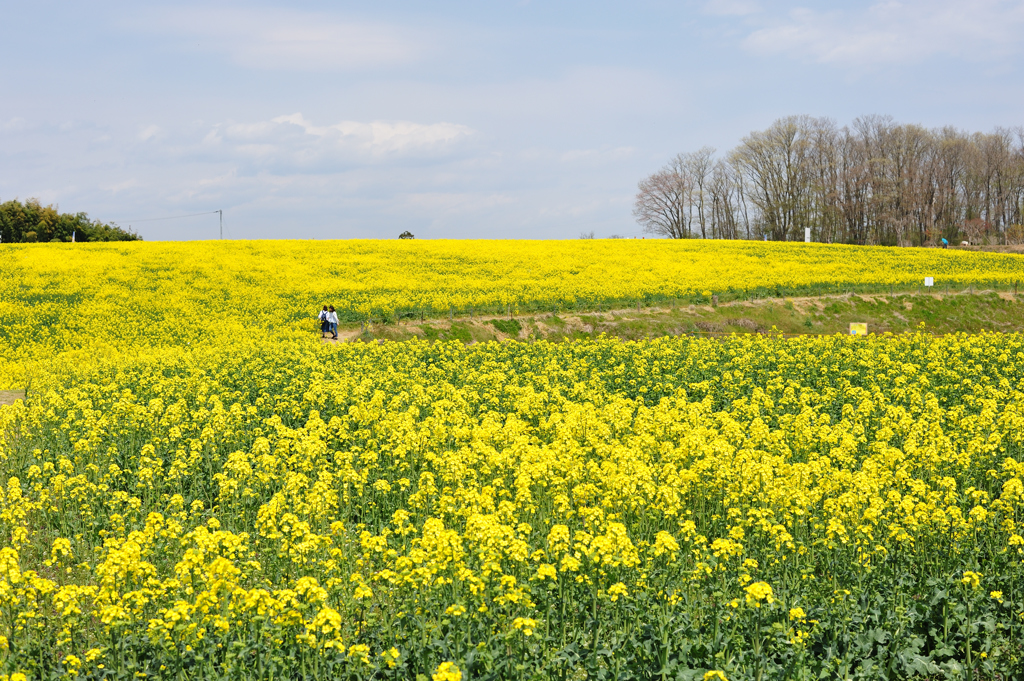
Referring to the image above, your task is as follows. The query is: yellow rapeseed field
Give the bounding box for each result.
[1,240,1023,679]
[1,240,1022,330]
[2,239,1022,383]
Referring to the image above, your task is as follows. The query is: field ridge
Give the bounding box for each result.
[335,289,1024,344]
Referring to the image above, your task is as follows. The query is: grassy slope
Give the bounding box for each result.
[339,289,1024,343]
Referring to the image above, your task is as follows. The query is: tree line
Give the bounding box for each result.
[0,198,141,243]
[634,115,1024,246]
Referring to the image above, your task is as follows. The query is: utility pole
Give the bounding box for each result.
[219,210,223,240]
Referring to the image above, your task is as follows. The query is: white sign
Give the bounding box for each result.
[804,228,811,243]
[924,277,934,287]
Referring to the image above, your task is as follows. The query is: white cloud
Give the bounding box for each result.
[515,145,636,164]
[193,113,475,172]
[404,192,515,215]
[557,147,635,163]
[268,114,472,154]
[139,7,426,71]
[742,0,1024,66]
[0,118,30,133]
[103,179,140,194]
[138,125,162,142]
[703,0,762,16]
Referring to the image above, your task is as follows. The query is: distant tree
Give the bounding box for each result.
[731,116,816,242]
[708,159,747,239]
[683,147,716,238]
[607,234,625,239]
[579,231,595,239]
[635,115,1024,246]
[398,231,415,239]
[83,221,142,242]
[633,156,692,238]
[1007,223,1024,245]
[0,198,140,243]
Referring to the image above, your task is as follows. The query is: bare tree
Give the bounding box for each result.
[731,116,817,241]
[708,159,743,239]
[633,158,692,238]
[683,147,715,238]
[635,115,1024,246]
[806,117,842,243]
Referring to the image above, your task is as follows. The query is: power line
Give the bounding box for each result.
[114,210,221,224]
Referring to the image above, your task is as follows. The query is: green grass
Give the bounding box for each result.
[340,291,1024,344]
[489,319,522,337]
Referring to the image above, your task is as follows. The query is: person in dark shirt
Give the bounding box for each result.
[317,305,329,337]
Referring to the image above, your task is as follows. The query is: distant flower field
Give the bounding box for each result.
[1,239,1022,355]
[1,240,1023,679]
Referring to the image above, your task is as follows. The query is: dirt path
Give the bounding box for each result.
[320,329,362,344]
[0,391,25,408]
[313,288,1022,345]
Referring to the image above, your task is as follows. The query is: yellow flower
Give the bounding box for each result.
[380,647,400,669]
[744,581,774,606]
[6,241,1024,681]
[432,661,462,681]
[704,671,728,681]
[653,531,680,557]
[608,582,628,602]
[513,617,539,636]
[535,563,558,581]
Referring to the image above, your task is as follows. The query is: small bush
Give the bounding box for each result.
[490,319,522,336]
[447,324,472,343]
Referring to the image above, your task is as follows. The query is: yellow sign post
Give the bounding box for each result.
[849,323,868,336]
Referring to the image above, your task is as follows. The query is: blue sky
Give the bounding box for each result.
[2,0,1023,240]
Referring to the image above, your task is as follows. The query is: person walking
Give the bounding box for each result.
[317,305,329,337]
[327,306,339,340]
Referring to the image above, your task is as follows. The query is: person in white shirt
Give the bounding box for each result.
[317,305,329,337]
[327,306,339,340]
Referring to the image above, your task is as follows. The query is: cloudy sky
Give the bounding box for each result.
[3,0,1023,240]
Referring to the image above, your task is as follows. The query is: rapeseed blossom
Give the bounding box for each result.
[2,239,1023,381]
[0,262,1021,678]
[744,582,775,606]
[433,661,462,681]
[961,571,982,589]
